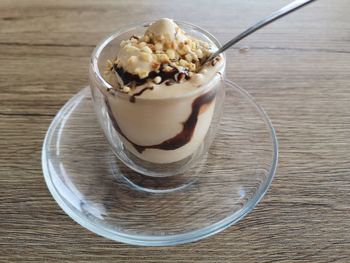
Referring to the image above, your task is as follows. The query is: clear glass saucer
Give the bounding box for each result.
[42,81,278,246]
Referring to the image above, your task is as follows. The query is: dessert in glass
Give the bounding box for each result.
[89,18,225,176]
[42,17,278,246]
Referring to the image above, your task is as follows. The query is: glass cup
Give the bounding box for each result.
[89,21,226,177]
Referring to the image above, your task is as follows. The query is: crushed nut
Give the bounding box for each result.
[138,70,148,79]
[155,43,163,50]
[195,49,203,59]
[157,53,169,63]
[179,59,188,67]
[153,76,162,84]
[152,62,160,70]
[120,40,128,48]
[163,65,174,72]
[177,48,187,56]
[185,53,192,62]
[166,49,176,60]
[192,53,198,61]
[191,42,197,50]
[183,44,191,53]
[126,45,139,53]
[188,63,196,71]
[122,86,131,93]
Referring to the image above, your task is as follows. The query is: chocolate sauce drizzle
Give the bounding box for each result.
[165,80,174,86]
[113,64,188,87]
[129,86,154,103]
[105,88,216,154]
[114,66,149,86]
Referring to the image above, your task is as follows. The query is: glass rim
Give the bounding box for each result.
[90,20,226,101]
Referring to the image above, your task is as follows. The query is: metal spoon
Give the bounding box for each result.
[205,0,316,64]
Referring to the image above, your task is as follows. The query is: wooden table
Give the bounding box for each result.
[1,0,350,262]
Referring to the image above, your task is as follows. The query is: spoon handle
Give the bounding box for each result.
[208,0,316,61]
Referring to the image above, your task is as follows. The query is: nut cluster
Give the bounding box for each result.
[113,32,212,82]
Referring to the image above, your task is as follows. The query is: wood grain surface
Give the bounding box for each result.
[1,0,350,262]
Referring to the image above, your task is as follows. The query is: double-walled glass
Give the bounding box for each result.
[89,21,226,176]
